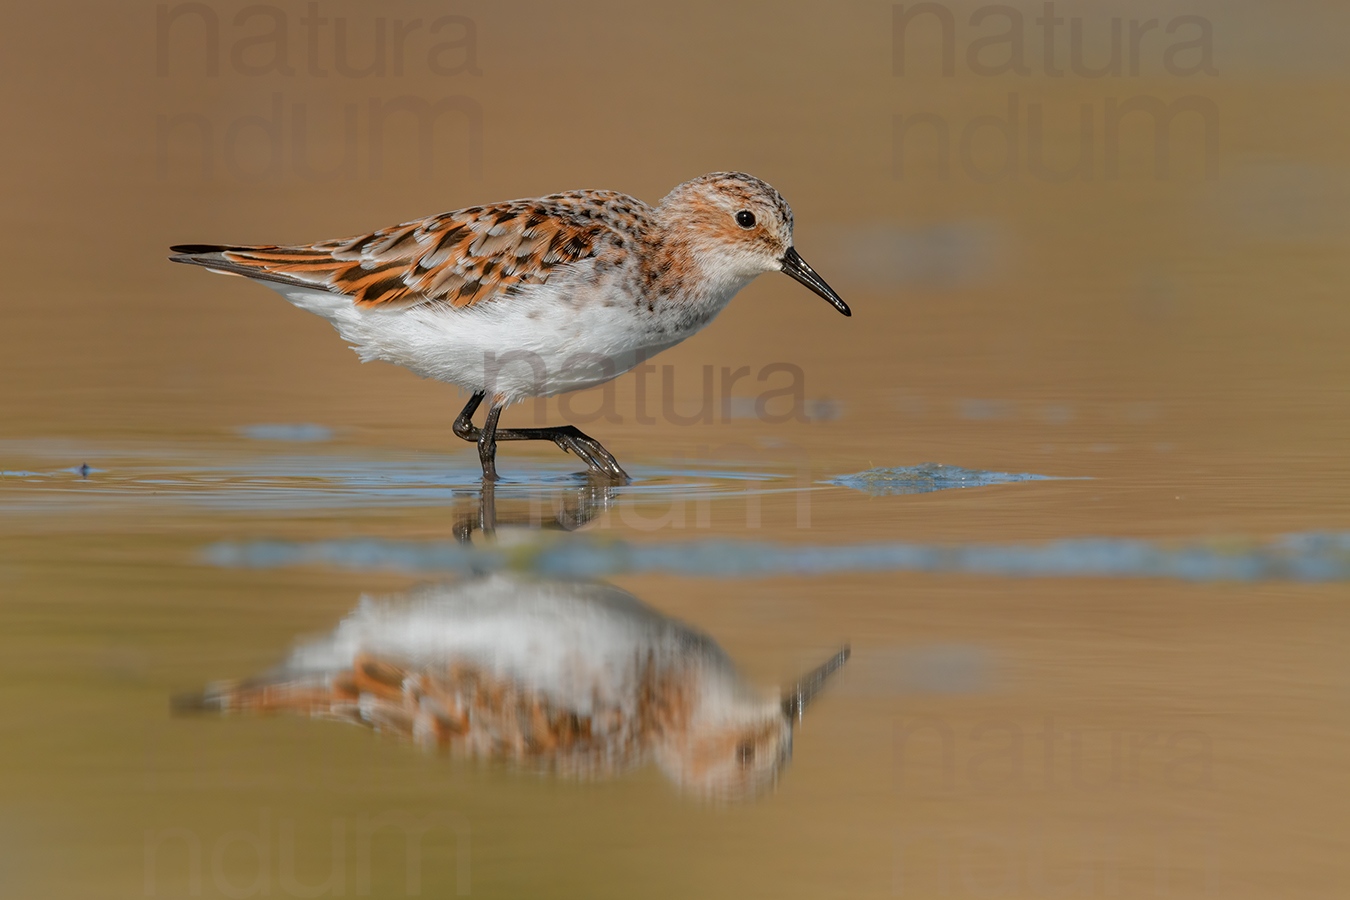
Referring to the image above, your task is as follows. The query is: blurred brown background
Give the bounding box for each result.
[2,0,1345,489]
[0,2,1347,898]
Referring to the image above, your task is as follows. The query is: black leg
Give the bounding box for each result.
[453,478,614,543]
[452,390,630,482]
[451,478,497,544]
[453,391,487,442]
[453,390,502,482]
[478,400,504,482]
[479,478,498,532]
[491,422,630,481]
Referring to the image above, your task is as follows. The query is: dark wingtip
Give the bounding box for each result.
[170,243,229,254]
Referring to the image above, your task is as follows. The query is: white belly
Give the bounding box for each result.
[268,268,727,402]
[279,574,730,715]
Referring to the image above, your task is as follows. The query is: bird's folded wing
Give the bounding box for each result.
[170,192,636,309]
[173,653,628,769]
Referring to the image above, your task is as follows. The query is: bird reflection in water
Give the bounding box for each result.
[179,484,849,801]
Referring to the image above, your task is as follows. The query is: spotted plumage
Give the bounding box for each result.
[175,574,849,800]
[170,172,849,481]
[173,191,646,309]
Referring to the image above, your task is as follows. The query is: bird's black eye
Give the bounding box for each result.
[735,740,756,765]
[735,210,756,229]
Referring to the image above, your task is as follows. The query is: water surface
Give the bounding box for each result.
[2,3,1348,898]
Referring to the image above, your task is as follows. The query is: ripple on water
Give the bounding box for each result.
[0,438,826,512]
[0,465,97,479]
[826,463,1061,496]
[205,531,1350,584]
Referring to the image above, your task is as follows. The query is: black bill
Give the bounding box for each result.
[781,247,851,317]
[781,645,852,721]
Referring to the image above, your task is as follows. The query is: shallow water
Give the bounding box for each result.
[3,2,1349,898]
